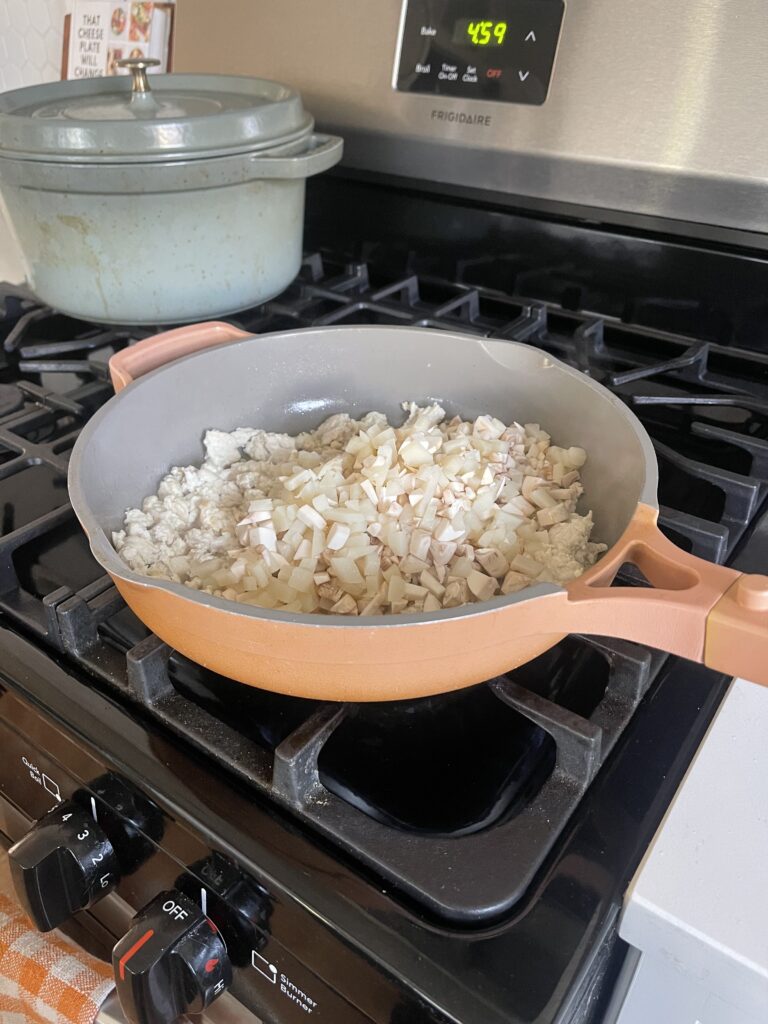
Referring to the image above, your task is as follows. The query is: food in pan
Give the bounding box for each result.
[113,404,605,615]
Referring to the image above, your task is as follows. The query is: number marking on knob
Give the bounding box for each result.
[118,928,155,980]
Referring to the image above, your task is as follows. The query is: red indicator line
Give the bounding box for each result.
[119,929,155,980]
[204,958,219,973]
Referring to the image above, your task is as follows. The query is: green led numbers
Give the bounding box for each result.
[466,20,507,46]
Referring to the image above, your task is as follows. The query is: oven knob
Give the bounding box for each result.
[8,801,119,932]
[176,852,272,966]
[113,890,231,1024]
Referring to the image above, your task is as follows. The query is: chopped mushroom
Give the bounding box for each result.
[475,548,509,579]
[536,504,569,528]
[500,570,530,594]
[467,569,498,602]
[443,579,470,607]
[331,593,359,615]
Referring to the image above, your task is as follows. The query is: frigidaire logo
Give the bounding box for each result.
[431,110,492,126]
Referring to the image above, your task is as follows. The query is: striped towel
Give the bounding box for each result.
[0,891,114,1024]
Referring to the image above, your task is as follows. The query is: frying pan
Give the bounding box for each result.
[68,322,768,701]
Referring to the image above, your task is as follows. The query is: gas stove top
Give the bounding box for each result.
[2,178,767,1024]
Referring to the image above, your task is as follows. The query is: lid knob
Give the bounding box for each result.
[116,57,161,96]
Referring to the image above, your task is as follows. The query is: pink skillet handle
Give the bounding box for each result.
[561,503,768,687]
[108,322,252,394]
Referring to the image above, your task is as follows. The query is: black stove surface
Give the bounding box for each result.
[2,177,766,1023]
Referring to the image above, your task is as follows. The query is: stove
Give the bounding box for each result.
[6,4,768,1014]
[3,168,768,1024]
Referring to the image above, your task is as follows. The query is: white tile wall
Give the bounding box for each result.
[0,0,68,90]
[0,0,70,282]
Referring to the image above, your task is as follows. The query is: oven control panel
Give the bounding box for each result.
[395,0,565,105]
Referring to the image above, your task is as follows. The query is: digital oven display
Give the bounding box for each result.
[395,0,565,106]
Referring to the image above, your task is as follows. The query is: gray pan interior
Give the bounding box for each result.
[68,326,658,625]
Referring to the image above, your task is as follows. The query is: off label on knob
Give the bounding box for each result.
[162,898,190,921]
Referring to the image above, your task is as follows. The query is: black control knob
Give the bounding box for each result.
[113,890,231,1024]
[176,852,272,967]
[8,801,120,931]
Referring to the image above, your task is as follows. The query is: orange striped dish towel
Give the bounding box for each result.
[0,892,115,1024]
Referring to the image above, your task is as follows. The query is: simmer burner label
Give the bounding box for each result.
[252,949,320,1015]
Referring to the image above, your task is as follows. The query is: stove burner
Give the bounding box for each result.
[318,686,556,836]
[0,384,24,418]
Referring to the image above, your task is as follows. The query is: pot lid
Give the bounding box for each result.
[0,65,313,163]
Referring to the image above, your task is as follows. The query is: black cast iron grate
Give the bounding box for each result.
[0,253,766,922]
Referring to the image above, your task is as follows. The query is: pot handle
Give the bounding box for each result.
[108,321,252,393]
[249,134,343,180]
[561,503,768,685]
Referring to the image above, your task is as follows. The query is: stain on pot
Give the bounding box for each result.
[56,213,110,317]
[58,214,90,235]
